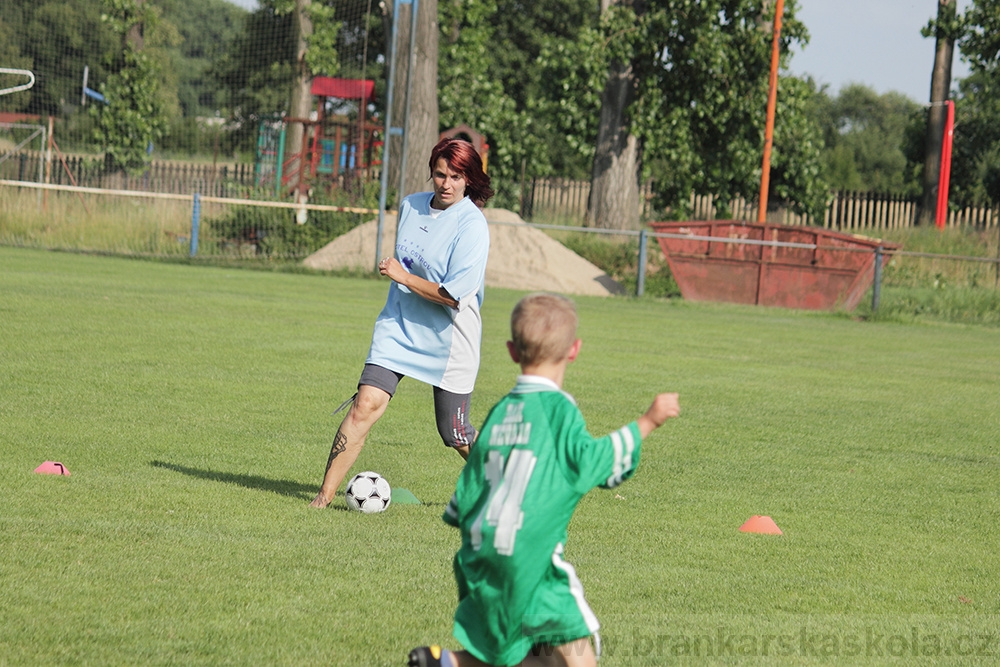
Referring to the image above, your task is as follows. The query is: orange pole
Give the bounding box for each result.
[757,0,784,223]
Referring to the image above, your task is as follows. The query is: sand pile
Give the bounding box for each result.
[303,207,624,296]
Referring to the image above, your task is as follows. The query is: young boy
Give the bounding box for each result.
[409,293,681,667]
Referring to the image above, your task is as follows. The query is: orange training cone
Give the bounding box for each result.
[739,515,782,535]
[34,461,71,476]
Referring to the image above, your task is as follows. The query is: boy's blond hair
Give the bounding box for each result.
[510,293,578,367]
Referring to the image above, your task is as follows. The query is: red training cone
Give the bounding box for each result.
[739,515,782,535]
[34,461,71,476]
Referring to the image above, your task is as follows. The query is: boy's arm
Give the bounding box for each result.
[636,393,681,438]
[558,392,681,492]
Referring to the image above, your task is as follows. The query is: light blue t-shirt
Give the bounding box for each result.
[366,192,490,393]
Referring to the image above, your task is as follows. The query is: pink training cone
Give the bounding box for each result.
[739,515,782,535]
[34,461,71,476]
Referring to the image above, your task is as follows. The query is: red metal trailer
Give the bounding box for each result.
[649,220,899,311]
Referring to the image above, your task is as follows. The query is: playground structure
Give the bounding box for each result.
[650,220,899,311]
[255,76,381,196]
[439,124,489,173]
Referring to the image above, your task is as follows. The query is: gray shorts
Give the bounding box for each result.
[358,364,476,449]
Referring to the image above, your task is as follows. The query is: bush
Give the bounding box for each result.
[205,184,379,259]
[557,231,680,298]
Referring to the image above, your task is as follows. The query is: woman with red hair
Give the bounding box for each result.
[311,138,494,508]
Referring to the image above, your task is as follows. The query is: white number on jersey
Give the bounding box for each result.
[470,449,537,556]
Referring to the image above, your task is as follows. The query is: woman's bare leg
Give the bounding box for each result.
[309,384,391,508]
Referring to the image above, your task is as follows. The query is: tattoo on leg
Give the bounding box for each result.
[325,430,347,472]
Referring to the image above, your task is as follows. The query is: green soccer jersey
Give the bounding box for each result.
[443,375,643,666]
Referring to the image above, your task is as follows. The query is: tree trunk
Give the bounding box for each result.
[588,0,641,230]
[286,0,314,194]
[126,0,144,50]
[918,0,956,226]
[386,0,440,204]
[588,57,641,230]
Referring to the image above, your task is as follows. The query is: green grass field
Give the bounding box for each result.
[2,246,998,665]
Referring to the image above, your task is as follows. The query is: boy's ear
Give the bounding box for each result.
[506,340,520,363]
[566,338,582,362]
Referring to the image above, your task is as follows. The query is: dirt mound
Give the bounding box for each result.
[303,208,624,297]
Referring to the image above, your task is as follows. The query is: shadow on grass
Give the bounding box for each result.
[150,460,318,502]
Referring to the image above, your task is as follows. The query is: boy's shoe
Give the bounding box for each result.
[407,645,445,667]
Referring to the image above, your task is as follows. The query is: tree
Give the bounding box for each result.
[597,0,823,221]
[905,0,1000,211]
[157,0,246,117]
[947,0,1000,209]
[0,0,117,117]
[211,4,298,139]
[385,0,439,201]
[587,0,642,230]
[94,0,174,174]
[767,75,828,217]
[438,0,599,207]
[211,0,363,177]
[918,0,959,225]
[814,83,921,194]
[0,17,34,113]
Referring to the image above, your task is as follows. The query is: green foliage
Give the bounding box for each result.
[205,186,376,258]
[529,27,608,178]
[880,225,1000,295]
[211,0,381,155]
[303,2,342,78]
[158,116,225,156]
[957,0,1000,72]
[439,0,525,207]
[813,83,921,195]
[939,1,1000,209]
[768,75,829,218]
[95,49,168,174]
[439,0,600,208]
[1,0,241,152]
[0,17,34,113]
[0,0,118,116]
[210,6,298,150]
[921,0,965,43]
[157,0,246,117]
[860,285,1000,326]
[615,0,826,219]
[92,0,176,174]
[553,231,680,298]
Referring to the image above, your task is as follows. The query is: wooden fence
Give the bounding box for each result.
[523,177,656,221]
[525,177,1000,231]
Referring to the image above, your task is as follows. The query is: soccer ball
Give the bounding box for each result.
[345,471,391,513]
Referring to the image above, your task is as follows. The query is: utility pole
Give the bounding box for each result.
[918,0,956,226]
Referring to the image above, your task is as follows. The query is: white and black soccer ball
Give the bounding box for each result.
[345,471,391,513]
